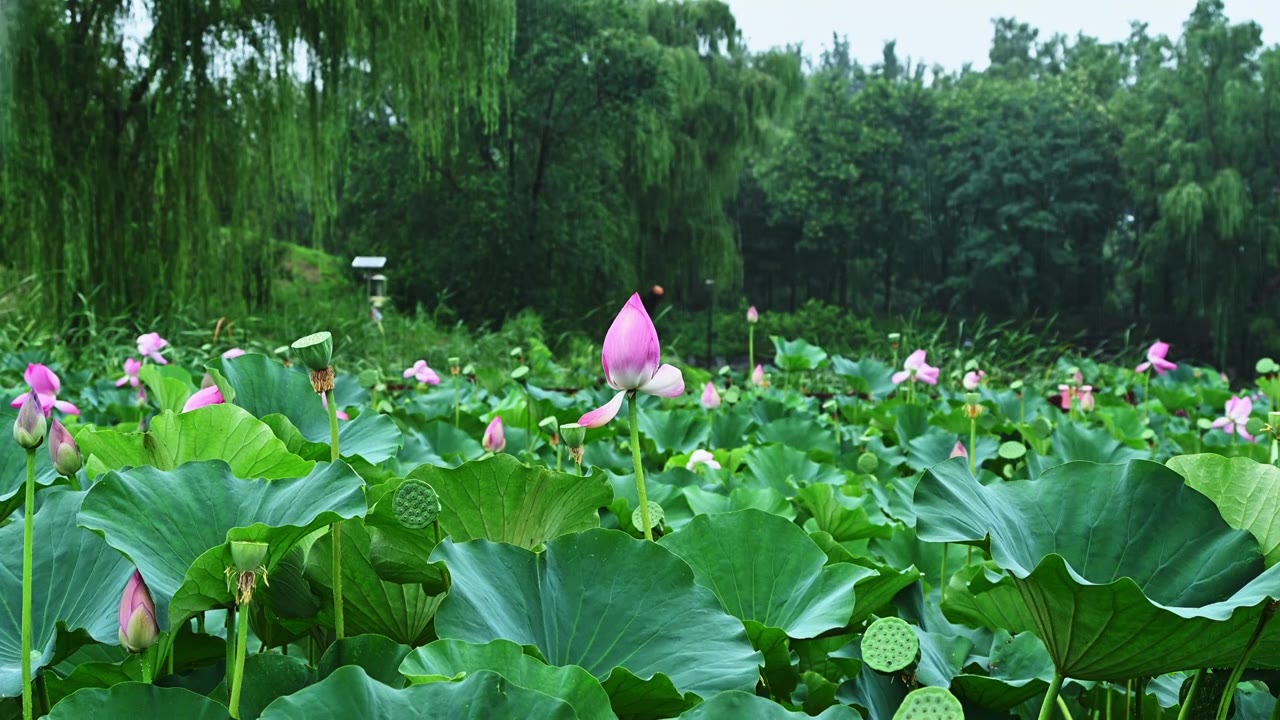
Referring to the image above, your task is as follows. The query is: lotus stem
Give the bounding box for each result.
[225,608,236,682]
[968,415,977,475]
[141,649,153,684]
[453,377,461,427]
[323,389,345,639]
[1215,602,1277,720]
[627,393,653,541]
[1175,669,1205,720]
[1038,672,1065,720]
[748,326,755,382]
[35,674,48,718]
[21,449,35,720]
[228,598,251,719]
[1056,695,1075,720]
[939,544,948,603]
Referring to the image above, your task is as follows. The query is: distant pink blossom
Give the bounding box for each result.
[115,358,142,389]
[222,348,246,359]
[182,385,224,412]
[1058,384,1074,410]
[137,333,169,365]
[752,364,766,387]
[949,441,968,459]
[321,393,349,421]
[1135,341,1177,375]
[701,382,721,410]
[962,370,985,391]
[687,449,722,470]
[746,306,759,324]
[10,363,80,416]
[403,360,442,386]
[483,416,506,453]
[1079,385,1095,412]
[1211,396,1255,442]
[892,350,939,386]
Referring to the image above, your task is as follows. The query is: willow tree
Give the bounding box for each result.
[0,0,515,332]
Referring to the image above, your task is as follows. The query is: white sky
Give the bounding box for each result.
[725,0,1280,70]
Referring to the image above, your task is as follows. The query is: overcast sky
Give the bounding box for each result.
[725,0,1280,70]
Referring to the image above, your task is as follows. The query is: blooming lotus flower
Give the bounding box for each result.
[962,370,986,391]
[752,364,766,387]
[892,350,940,386]
[403,360,442,386]
[222,348,246,359]
[10,363,80,416]
[1058,384,1074,410]
[701,382,721,410]
[115,358,142,388]
[1135,341,1177,375]
[320,393,350,421]
[118,571,159,653]
[578,293,685,428]
[483,416,505,453]
[137,332,169,365]
[687,449,722,470]
[48,419,82,476]
[746,306,759,324]
[1211,396,1255,441]
[182,385,224,412]
[1079,385,1095,412]
[949,441,968,459]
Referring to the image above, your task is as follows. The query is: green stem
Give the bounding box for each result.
[627,393,653,542]
[21,449,35,720]
[525,388,533,457]
[969,415,977,475]
[1216,602,1277,720]
[454,376,461,427]
[1057,695,1075,720]
[555,444,562,473]
[228,599,251,720]
[1175,670,1205,720]
[197,612,205,634]
[225,608,236,682]
[35,673,48,718]
[1039,672,1065,720]
[64,472,80,491]
[141,651,153,684]
[939,544,948,603]
[748,326,754,379]
[324,389,344,640]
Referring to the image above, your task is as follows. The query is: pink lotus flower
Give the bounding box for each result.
[222,348,246,359]
[701,382,721,410]
[962,370,985,391]
[1211,396,1255,441]
[10,363,80,416]
[686,449,721,470]
[483,416,505,453]
[1135,341,1177,375]
[115,358,142,389]
[403,360,442,386]
[118,571,159,653]
[892,350,939,386]
[1079,385,1095,412]
[182,385,224,412]
[950,441,968,459]
[137,332,169,365]
[1058,384,1074,410]
[746,306,759,324]
[752,364,766,387]
[321,393,350,421]
[578,293,685,428]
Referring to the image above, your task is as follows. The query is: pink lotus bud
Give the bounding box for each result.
[962,370,985,391]
[483,416,506,453]
[701,382,721,410]
[48,419,82,476]
[1058,384,1073,410]
[949,441,968,459]
[577,293,685,428]
[1079,385,1095,413]
[13,393,46,449]
[752,364,766,387]
[182,385,224,412]
[222,348,246,359]
[746,306,759,324]
[118,571,159,652]
[136,332,169,365]
[116,358,142,389]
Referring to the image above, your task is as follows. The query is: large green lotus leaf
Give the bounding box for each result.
[0,408,60,514]
[831,356,898,400]
[709,409,756,451]
[0,489,134,697]
[400,638,616,719]
[677,690,859,719]
[138,364,197,415]
[362,476,446,587]
[306,520,443,646]
[637,409,710,455]
[1167,454,1280,566]
[49,683,229,719]
[744,444,845,497]
[407,454,611,548]
[1027,420,1145,474]
[257,666,577,719]
[208,654,316,720]
[432,529,763,698]
[210,354,401,464]
[78,405,314,480]
[659,510,873,638]
[797,484,892,542]
[915,457,1280,678]
[950,630,1054,711]
[317,634,412,688]
[755,418,837,460]
[77,460,366,629]
[941,564,1037,634]
[681,485,796,522]
[771,336,828,372]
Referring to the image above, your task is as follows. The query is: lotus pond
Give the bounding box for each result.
[6,299,1280,719]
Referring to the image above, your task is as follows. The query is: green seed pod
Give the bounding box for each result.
[861,617,919,673]
[856,452,879,475]
[559,423,586,450]
[511,365,530,381]
[538,416,560,436]
[394,480,441,530]
[1031,416,1054,439]
[891,687,964,720]
[230,540,269,573]
[631,501,664,532]
[290,331,333,372]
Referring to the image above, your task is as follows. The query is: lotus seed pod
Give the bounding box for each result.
[290,331,334,372]
[559,423,586,450]
[13,393,46,449]
[1031,416,1053,438]
[230,540,269,573]
[856,452,879,475]
[860,616,919,673]
[891,687,963,720]
[538,416,560,436]
[394,480,441,530]
[965,392,980,405]
[632,501,664,532]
